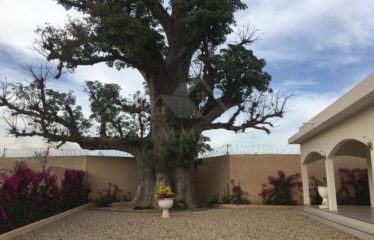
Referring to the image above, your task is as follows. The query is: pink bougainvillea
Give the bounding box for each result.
[0,161,62,232]
[337,168,369,206]
[0,161,90,234]
[259,170,302,205]
[61,169,91,209]
[0,206,6,222]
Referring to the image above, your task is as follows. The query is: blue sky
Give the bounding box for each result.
[0,0,373,151]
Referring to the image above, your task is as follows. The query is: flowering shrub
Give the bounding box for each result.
[337,168,369,205]
[0,162,60,233]
[0,206,6,222]
[336,175,355,205]
[222,180,250,204]
[155,184,174,199]
[259,171,302,205]
[61,169,91,210]
[0,162,90,234]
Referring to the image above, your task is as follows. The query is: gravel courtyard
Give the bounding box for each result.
[14,208,357,240]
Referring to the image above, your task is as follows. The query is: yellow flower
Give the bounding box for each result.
[155,184,174,199]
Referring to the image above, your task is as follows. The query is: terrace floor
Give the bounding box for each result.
[14,208,357,240]
[310,205,374,224]
[295,205,374,240]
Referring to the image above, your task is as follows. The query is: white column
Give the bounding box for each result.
[368,150,374,207]
[325,157,337,211]
[301,164,310,205]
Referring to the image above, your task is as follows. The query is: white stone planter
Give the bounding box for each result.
[317,186,328,209]
[158,198,174,218]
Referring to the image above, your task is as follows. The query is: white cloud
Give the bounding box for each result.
[314,55,361,70]
[240,0,374,66]
[0,67,27,82]
[72,63,146,96]
[0,0,81,53]
[0,0,146,97]
[280,79,317,87]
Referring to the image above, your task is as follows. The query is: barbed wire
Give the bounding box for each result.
[199,144,300,158]
[0,148,133,158]
[0,145,299,158]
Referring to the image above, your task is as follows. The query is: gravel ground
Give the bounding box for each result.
[14,208,358,240]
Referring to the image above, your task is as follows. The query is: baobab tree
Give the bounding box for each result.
[0,0,286,207]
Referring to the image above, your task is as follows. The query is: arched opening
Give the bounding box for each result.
[304,151,325,165]
[303,152,327,206]
[328,139,372,207]
[328,139,369,159]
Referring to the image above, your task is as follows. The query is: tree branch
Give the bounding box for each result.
[203,93,288,134]
[0,66,147,155]
[9,128,140,155]
[144,1,173,37]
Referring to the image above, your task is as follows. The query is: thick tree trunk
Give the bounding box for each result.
[132,153,156,208]
[132,151,199,208]
[174,166,197,207]
[132,78,200,208]
[131,135,200,208]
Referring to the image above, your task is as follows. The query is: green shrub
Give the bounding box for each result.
[171,200,188,211]
[94,195,113,208]
[222,194,231,204]
[94,183,122,208]
[201,194,219,208]
[221,180,250,204]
